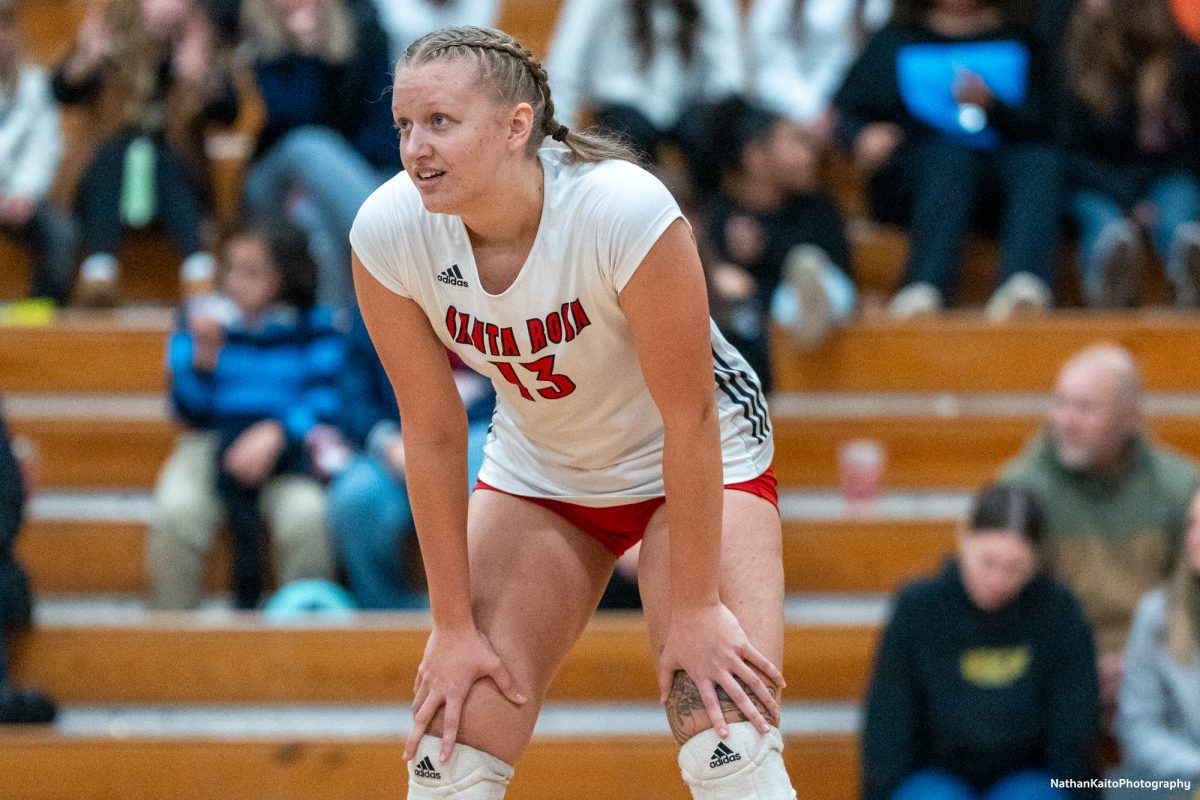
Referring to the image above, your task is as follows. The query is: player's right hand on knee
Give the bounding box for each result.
[405,625,527,763]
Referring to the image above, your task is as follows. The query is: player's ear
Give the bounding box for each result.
[506,102,535,153]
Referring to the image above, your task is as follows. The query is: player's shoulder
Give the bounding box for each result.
[354,170,426,230]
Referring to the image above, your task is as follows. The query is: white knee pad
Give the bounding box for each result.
[406,735,513,799]
[678,722,797,800]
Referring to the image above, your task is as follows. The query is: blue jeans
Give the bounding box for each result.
[244,126,392,308]
[1071,171,1200,293]
[902,139,1063,301]
[892,769,1068,800]
[326,420,490,609]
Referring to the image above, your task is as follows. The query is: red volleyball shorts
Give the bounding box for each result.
[473,467,778,557]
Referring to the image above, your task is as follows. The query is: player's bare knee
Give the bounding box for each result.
[664,670,779,746]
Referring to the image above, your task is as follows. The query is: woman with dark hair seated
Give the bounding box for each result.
[861,484,1100,800]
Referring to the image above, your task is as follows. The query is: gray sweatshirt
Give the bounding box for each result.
[1117,588,1200,781]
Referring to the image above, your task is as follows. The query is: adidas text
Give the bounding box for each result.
[414,756,443,780]
[710,742,742,768]
[437,264,469,287]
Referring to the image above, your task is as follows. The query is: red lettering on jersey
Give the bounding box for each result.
[485,323,501,356]
[445,306,458,339]
[500,327,521,356]
[560,302,577,342]
[455,312,473,345]
[470,319,486,354]
[569,299,592,332]
[546,311,563,344]
[527,318,548,354]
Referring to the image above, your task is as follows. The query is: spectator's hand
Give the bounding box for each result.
[69,4,113,76]
[952,70,994,108]
[725,215,766,265]
[281,0,322,56]
[710,262,757,300]
[224,420,286,487]
[853,123,903,175]
[658,602,784,740]
[1098,651,1124,711]
[802,109,836,148]
[0,196,35,227]
[384,434,407,476]
[190,312,225,372]
[403,623,526,764]
[614,540,640,582]
[173,12,213,86]
[1133,200,1158,229]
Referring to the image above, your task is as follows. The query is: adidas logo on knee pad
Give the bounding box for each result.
[414,756,442,780]
[709,742,743,769]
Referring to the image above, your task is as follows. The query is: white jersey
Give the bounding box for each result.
[351,147,773,506]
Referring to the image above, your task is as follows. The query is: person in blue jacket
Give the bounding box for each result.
[150,219,345,609]
[325,306,494,608]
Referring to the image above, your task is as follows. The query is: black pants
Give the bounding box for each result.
[215,438,307,609]
[75,135,207,259]
[0,559,33,685]
[871,137,1065,302]
[1,202,77,303]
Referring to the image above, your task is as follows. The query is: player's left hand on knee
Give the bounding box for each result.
[657,602,785,739]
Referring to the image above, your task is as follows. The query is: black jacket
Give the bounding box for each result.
[861,559,1100,800]
[0,407,31,631]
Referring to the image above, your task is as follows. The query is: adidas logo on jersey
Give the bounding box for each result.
[414,756,442,780]
[709,741,742,769]
[437,264,469,287]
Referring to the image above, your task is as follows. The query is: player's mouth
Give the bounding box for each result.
[415,169,446,184]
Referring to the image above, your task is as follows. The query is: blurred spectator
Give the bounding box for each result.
[239,0,396,308]
[833,0,1062,320]
[1057,0,1200,307]
[861,484,1098,800]
[371,0,498,59]
[748,0,892,141]
[0,0,77,306]
[702,97,854,388]
[1000,343,1198,720]
[52,0,239,306]
[0,404,56,723]
[1115,489,1200,795]
[324,308,494,609]
[545,0,744,167]
[148,220,341,610]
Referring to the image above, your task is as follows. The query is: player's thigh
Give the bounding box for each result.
[424,488,617,763]
[639,489,785,677]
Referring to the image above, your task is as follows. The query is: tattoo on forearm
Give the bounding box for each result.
[664,670,780,744]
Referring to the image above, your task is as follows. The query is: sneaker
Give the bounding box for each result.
[74,253,120,308]
[888,282,944,319]
[984,272,1052,322]
[773,245,835,350]
[1090,219,1142,308]
[0,687,57,724]
[1168,222,1200,307]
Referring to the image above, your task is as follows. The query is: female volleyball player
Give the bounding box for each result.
[351,26,795,800]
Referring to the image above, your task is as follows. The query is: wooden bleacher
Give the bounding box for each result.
[15,517,957,596]
[0,733,859,800]
[9,616,877,703]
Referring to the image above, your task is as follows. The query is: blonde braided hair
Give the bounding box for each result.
[400,26,640,164]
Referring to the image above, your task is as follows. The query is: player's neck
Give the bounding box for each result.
[460,159,545,248]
